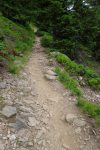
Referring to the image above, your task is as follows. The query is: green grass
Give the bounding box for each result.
[55,67,82,97]
[41,32,53,48]
[0,14,35,74]
[77,98,100,126]
[53,52,100,91]
[55,67,100,126]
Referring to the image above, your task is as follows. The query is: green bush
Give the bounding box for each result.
[53,52,99,90]
[88,78,100,90]
[41,32,53,48]
[55,67,82,97]
[0,14,34,73]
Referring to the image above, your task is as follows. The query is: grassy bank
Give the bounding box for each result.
[0,14,35,74]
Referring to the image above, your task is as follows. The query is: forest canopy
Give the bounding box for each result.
[0,0,100,62]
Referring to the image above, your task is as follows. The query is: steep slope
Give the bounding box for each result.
[0,14,34,73]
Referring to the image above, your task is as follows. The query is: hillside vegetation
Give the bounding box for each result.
[0,14,34,73]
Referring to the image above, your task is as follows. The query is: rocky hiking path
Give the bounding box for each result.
[0,37,100,150]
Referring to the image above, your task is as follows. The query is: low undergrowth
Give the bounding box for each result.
[52,52,100,91]
[55,67,82,97]
[55,67,100,126]
[41,32,53,48]
[0,14,35,74]
[77,98,100,126]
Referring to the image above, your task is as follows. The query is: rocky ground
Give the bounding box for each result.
[0,37,100,150]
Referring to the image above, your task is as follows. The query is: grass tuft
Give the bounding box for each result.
[55,67,82,97]
[77,98,100,126]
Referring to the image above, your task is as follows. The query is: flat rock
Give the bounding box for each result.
[0,82,6,89]
[28,117,39,127]
[46,70,57,76]
[16,129,32,143]
[45,74,56,80]
[65,114,77,124]
[1,106,17,118]
[8,118,27,131]
[73,118,86,127]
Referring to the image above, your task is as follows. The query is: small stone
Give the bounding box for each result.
[0,82,6,89]
[44,74,56,80]
[28,117,39,127]
[8,118,27,131]
[28,141,33,146]
[62,144,70,150]
[75,127,81,134]
[0,141,4,150]
[1,106,17,118]
[96,95,100,98]
[73,118,86,127]
[46,70,57,76]
[79,76,83,81]
[65,114,77,124]
[2,137,7,140]
[8,134,16,141]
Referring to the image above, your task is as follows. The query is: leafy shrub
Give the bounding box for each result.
[41,32,53,48]
[53,52,99,90]
[88,78,100,90]
[55,67,82,97]
[0,14,34,73]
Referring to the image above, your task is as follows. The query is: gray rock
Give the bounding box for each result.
[7,134,16,141]
[0,82,6,89]
[8,118,27,131]
[62,144,70,150]
[44,74,56,80]
[19,106,32,113]
[46,70,57,76]
[0,141,4,150]
[73,118,86,127]
[16,129,31,143]
[28,117,39,127]
[27,141,33,146]
[50,52,60,57]
[75,127,81,134]
[1,106,17,118]
[65,114,77,124]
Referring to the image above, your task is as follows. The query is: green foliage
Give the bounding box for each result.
[41,32,53,48]
[55,65,100,126]
[77,98,100,126]
[53,52,99,90]
[55,67,82,97]
[0,0,100,61]
[88,77,100,90]
[0,14,34,73]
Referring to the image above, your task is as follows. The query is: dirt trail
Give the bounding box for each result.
[0,37,99,150]
[26,37,99,150]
